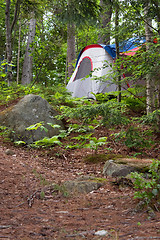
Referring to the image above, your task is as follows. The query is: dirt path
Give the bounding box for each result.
[0,139,160,240]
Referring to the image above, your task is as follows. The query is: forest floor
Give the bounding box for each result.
[0,100,160,240]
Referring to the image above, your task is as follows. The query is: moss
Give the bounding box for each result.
[0,105,14,116]
[83,153,123,164]
[114,158,151,173]
[105,154,124,160]
[83,154,107,164]
[90,177,107,183]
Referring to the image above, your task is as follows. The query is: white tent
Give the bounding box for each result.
[66,44,116,99]
[66,38,146,98]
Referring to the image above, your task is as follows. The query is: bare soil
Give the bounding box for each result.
[0,101,160,240]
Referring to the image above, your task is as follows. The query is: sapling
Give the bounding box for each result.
[32,136,62,147]
[26,122,63,147]
[84,136,107,154]
[65,133,93,149]
[26,121,48,132]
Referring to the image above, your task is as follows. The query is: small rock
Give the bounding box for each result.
[63,176,104,194]
[5,149,15,156]
[95,230,108,236]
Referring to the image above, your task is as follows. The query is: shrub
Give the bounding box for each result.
[131,160,160,211]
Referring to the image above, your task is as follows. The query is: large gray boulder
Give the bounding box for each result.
[0,94,65,144]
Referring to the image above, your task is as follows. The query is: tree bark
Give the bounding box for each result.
[144,4,154,114]
[67,23,76,79]
[5,0,12,85]
[115,3,121,103]
[21,14,36,85]
[98,0,112,44]
[17,20,21,84]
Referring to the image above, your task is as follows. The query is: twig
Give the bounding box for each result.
[27,189,39,207]
[63,154,67,160]
[154,204,159,212]
[0,226,11,229]
[15,202,25,208]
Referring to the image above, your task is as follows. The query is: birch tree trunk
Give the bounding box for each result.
[144,4,154,114]
[115,2,121,103]
[21,14,36,85]
[5,0,12,85]
[67,23,76,79]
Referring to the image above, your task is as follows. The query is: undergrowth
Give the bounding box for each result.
[131,159,160,211]
[0,83,160,210]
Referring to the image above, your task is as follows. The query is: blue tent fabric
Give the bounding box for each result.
[75,37,146,66]
[101,37,146,59]
[100,44,116,59]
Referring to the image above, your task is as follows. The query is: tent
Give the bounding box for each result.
[66,37,146,98]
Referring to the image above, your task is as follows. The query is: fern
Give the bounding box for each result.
[60,102,129,126]
[31,136,62,147]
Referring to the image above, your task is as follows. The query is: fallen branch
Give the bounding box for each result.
[27,189,39,207]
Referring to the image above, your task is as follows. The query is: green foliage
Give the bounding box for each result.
[14,140,26,146]
[0,83,74,108]
[0,125,14,141]
[66,133,93,149]
[67,123,95,134]
[57,0,100,26]
[0,61,7,79]
[84,136,107,154]
[113,126,153,150]
[31,136,62,147]
[122,95,146,113]
[93,92,117,103]
[0,125,8,135]
[139,110,160,132]
[131,160,160,211]
[60,101,129,126]
[25,122,63,147]
[52,183,69,198]
[26,121,48,132]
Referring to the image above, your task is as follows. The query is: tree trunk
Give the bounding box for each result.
[115,3,121,103]
[5,0,12,85]
[5,0,21,85]
[152,0,160,110]
[144,4,154,114]
[17,19,21,84]
[21,14,36,85]
[67,23,76,79]
[98,0,112,44]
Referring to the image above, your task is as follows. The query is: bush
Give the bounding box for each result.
[131,159,160,211]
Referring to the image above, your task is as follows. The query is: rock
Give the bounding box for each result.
[5,149,15,155]
[103,160,136,177]
[103,158,153,177]
[95,230,109,236]
[0,94,65,144]
[63,176,105,194]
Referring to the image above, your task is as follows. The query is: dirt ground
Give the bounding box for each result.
[0,138,160,240]
[0,100,160,239]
